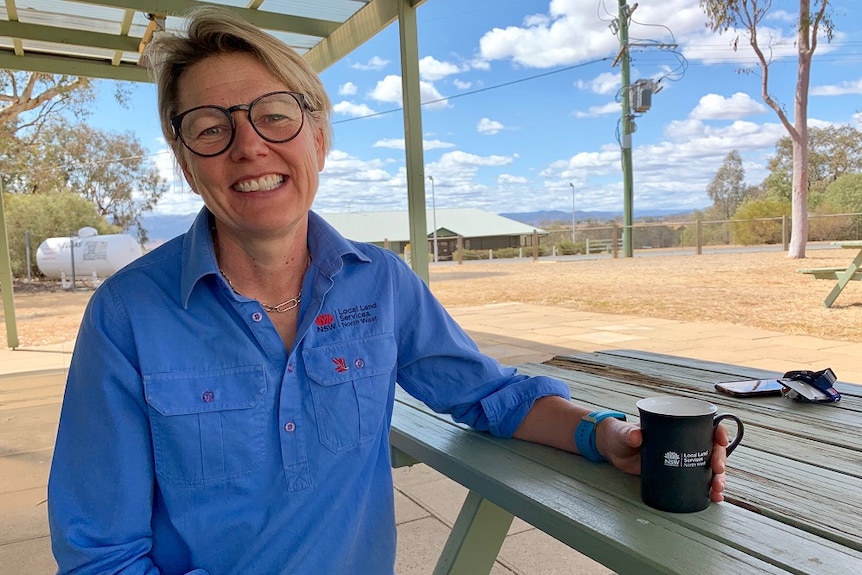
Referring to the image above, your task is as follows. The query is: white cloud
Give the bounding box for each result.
[689,92,767,120]
[453,79,472,90]
[498,174,529,185]
[352,56,390,71]
[369,75,450,110]
[435,150,513,168]
[333,100,377,118]
[372,138,456,150]
[478,12,616,68]
[576,72,620,95]
[477,118,504,135]
[338,82,358,96]
[811,78,862,96]
[419,56,465,82]
[573,101,619,118]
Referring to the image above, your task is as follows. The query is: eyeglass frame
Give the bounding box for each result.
[170,91,313,158]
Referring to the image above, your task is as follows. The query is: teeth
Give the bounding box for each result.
[234,175,284,192]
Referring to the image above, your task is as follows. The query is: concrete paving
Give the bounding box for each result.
[2,303,860,574]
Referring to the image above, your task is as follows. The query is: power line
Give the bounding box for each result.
[331,57,613,125]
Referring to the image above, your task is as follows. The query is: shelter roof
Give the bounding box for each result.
[0,0,417,81]
[319,208,546,243]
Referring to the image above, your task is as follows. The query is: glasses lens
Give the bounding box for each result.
[178,107,233,156]
[250,92,304,142]
[176,92,305,156]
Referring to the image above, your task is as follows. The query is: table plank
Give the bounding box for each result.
[391,391,862,574]
[514,353,862,552]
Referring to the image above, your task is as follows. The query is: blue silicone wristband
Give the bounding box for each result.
[575,410,627,462]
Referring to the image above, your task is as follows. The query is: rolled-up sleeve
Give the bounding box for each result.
[388,253,570,437]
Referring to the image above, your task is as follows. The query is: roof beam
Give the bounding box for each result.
[71,0,340,37]
[0,52,150,82]
[304,0,405,72]
[0,21,141,53]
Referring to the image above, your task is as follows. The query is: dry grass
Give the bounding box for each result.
[3,249,862,348]
[428,249,862,342]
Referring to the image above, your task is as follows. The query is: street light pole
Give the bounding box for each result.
[428,176,439,263]
[569,182,576,243]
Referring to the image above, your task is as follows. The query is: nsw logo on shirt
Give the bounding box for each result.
[314,302,379,333]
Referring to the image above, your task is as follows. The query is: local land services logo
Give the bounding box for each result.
[314,302,379,332]
[663,451,681,467]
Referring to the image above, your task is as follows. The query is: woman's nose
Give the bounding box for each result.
[229,114,268,160]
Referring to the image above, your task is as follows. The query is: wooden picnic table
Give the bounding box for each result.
[390,349,862,575]
[798,240,862,307]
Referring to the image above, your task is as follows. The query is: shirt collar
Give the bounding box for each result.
[179,208,371,309]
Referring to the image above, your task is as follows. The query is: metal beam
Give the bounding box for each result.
[397,0,430,283]
[0,179,20,349]
[304,0,425,72]
[0,21,142,53]
[0,52,150,82]
[71,0,340,37]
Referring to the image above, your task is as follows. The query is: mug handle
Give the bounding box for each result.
[713,413,744,456]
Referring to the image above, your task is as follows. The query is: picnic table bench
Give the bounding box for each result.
[390,349,862,575]
[798,240,862,307]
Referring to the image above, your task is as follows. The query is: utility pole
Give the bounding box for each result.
[616,0,634,258]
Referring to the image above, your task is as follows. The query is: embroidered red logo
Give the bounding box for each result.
[332,357,349,373]
[315,313,335,326]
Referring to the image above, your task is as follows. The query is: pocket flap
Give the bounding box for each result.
[144,365,266,415]
[304,334,396,386]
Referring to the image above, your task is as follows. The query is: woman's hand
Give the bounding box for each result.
[597,419,730,502]
[596,418,642,475]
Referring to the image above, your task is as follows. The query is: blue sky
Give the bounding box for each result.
[91,0,862,217]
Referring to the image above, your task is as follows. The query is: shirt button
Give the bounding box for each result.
[284,422,296,432]
[287,363,294,373]
[202,390,215,403]
[252,312,263,322]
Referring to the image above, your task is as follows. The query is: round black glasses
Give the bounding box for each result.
[170,91,311,157]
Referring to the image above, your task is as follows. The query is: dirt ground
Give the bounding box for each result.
[2,248,861,348]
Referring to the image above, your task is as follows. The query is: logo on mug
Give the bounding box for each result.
[663,451,681,467]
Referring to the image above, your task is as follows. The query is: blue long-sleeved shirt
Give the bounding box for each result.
[48,208,570,575]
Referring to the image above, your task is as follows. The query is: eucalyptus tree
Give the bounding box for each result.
[700,0,835,258]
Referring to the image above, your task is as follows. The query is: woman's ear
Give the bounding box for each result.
[314,124,326,171]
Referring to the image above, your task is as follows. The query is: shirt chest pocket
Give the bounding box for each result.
[144,366,267,486]
[304,335,396,454]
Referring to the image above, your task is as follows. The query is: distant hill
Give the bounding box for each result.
[499,209,695,227]
[138,213,197,247]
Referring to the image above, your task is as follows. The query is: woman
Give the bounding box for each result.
[48,7,728,575]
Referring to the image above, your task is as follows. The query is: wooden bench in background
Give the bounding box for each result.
[798,240,862,307]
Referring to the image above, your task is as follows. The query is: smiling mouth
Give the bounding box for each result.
[234,174,284,192]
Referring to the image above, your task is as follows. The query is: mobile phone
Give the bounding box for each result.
[714,379,785,398]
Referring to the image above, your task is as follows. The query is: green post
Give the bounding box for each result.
[0,180,20,349]
[397,0,430,284]
[618,0,634,258]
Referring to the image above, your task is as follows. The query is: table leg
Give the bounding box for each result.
[824,249,862,307]
[432,490,514,575]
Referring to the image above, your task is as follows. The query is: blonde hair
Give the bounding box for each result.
[145,5,333,160]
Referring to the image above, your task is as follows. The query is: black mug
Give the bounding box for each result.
[636,396,744,513]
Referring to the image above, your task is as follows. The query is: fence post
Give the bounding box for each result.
[612,224,619,258]
[782,215,788,252]
[696,219,702,255]
[532,230,538,261]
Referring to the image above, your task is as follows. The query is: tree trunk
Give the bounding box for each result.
[787,0,815,259]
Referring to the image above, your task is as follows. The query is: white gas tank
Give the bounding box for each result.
[36,228,142,279]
